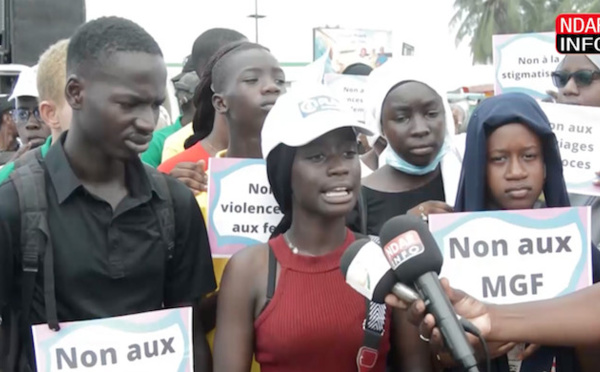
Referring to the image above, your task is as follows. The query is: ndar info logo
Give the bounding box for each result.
[556,14,600,53]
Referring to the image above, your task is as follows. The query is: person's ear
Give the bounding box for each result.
[212,92,228,115]
[39,100,60,131]
[65,75,83,110]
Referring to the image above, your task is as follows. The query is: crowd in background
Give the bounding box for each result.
[1,14,600,372]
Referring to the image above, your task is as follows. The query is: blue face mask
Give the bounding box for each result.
[383,142,448,176]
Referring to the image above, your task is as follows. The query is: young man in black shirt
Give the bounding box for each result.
[0,17,216,372]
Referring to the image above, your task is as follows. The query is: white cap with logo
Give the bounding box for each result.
[9,66,39,101]
[261,84,374,159]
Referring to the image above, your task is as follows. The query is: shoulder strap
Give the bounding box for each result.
[10,154,60,335]
[13,147,42,170]
[149,171,175,260]
[10,155,46,326]
[266,245,277,302]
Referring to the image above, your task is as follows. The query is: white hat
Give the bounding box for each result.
[261,84,374,159]
[9,66,39,101]
[364,57,455,142]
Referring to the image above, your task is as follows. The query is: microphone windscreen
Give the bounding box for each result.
[340,238,397,303]
[379,215,443,284]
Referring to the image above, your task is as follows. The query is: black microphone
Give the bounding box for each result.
[340,238,420,304]
[380,215,480,372]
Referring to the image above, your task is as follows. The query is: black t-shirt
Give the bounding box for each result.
[0,137,216,369]
[347,171,446,236]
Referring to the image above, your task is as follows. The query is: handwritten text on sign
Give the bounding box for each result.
[32,308,193,372]
[540,102,600,197]
[208,157,283,257]
[429,207,592,305]
[493,32,562,99]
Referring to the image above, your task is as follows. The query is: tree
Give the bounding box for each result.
[452,0,600,64]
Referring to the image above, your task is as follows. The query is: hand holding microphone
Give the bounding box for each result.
[379,215,482,372]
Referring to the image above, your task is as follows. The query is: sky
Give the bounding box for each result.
[85,0,492,86]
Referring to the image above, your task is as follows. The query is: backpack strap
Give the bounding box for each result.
[149,171,175,260]
[10,150,60,335]
[13,148,43,171]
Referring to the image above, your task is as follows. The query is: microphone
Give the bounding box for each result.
[380,215,480,372]
[340,238,420,304]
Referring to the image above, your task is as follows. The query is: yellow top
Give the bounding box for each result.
[197,149,228,287]
[161,124,194,162]
[201,149,260,372]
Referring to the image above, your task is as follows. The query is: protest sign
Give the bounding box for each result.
[32,307,192,372]
[493,32,562,99]
[323,73,368,122]
[313,27,392,73]
[207,157,282,257]
[540,101,600,196]
[429,207,592,305]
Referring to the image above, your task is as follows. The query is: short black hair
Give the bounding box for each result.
[187,28,247,75]
[184,41,268,149]
[67,16,163,76]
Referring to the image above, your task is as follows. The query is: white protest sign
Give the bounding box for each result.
[493,32,562,99]
[32,308,192,372]
[207,157,283,257]
[324,73,368,123]
[429,207,592,305]
[540,101,600,196]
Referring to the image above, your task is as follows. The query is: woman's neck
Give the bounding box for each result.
[226,132,262,159]
[286,210,348,256]
[201,117,229,156]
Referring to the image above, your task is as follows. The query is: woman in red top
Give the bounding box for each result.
[213,86,433,372]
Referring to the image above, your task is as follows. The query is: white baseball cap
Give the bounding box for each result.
[9,66,39,101]
[261,84,374,159]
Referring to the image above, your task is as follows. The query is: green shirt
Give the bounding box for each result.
[0,136,52,185]
[140,117,183,168]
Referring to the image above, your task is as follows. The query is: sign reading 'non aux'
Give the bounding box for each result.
[32,308,193,372]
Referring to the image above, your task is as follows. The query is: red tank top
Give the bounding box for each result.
[254,229,392,372]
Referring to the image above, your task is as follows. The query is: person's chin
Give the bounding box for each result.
[318,200,356,218]
[501,198,537,211]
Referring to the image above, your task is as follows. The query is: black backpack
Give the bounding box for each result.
[0,149,175,372]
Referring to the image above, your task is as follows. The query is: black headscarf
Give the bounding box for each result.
[266,143,297,239]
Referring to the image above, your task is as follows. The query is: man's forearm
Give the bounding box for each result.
[489,284,600,346]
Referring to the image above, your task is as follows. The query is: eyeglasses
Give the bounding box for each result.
[12,107,42,125]
[551,69,600,88]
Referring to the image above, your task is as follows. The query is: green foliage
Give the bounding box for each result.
[452,0,600,63]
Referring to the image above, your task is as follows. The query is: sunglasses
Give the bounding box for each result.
[551,69,600,88]
[12,107,42,125]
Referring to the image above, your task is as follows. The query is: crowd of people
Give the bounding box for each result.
[0,14,600,372]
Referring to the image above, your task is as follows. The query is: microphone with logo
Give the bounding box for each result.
[379,215,481,372]
[340,238,421,305]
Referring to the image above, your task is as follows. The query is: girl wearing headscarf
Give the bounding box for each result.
[347,58,463,235]
[552,54,600,257]
[449,92,600,372]
[213,85,433,372]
